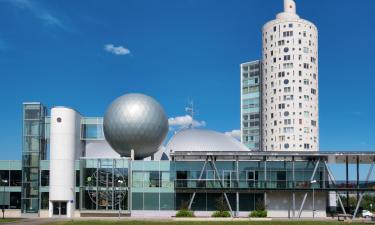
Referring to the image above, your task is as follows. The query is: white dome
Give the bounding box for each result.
[166,128,249,153]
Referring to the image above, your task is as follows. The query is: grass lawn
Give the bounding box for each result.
[0,219,19,223]
[45,221,370,225]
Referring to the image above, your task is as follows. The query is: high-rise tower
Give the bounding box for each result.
[262,0,318,151]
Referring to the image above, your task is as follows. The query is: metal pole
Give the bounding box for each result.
[209,156,234,217]
[264,156,267,208]
[236,156,239,217]
[346,156,349,210]
[312,187,315,219]
[2,182,4,219]
[352,163,374,219]
[324,161,347,215]
[118,194,121,219]
[292,156,295,218]
[356,156,359,205]
[188,157,208,210]
[298,160,320,218]
[129,158,132,215]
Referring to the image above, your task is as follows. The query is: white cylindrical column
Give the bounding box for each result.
[49,107,81,217]
[262,0,319,151]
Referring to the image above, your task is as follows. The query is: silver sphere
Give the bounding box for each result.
[103,93,168,159]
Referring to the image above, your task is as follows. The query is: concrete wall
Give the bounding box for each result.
[266,191,326,218]
[3,209,21,218]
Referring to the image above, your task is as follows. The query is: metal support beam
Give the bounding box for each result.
[356,156,360,204]
[292,156,295,218]
[352,163,374,219]
[324,161,347,215]
[298,160,320,218]
[188,157,208,210]
[346,156,349,209]
[236,156,239,217]
[264,156,267,208]
[209,156,234,217]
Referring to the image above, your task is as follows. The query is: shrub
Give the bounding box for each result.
[212,210,231,217]
[176,209,195,217]
[249,210,267,218]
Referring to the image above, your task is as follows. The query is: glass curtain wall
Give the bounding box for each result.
[80,159,129,211]
[131,161,174,211]
[241,61,262,150]
[21,103,47,213]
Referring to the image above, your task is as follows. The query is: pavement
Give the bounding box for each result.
[2,217,375,224]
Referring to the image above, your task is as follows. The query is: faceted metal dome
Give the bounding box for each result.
[103,93,168,159]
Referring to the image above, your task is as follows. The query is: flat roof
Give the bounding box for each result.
[170,151,375,164]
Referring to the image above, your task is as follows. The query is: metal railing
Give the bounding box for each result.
[174,179,375,190]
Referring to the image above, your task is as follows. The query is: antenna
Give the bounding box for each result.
[185,99,197,128]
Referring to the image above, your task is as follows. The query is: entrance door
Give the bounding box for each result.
[52,201,67,216]
[60,202,67,215]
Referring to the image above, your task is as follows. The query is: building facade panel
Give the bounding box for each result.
[241,61,262,150]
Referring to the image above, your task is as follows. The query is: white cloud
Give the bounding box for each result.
[2,0,65,29]
[225,130,241,140]
[104,44,130,56]
[168,115,206,130]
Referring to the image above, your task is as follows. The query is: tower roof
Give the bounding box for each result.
[277,0,300,20]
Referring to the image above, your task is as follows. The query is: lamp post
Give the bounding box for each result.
[311,180,317,219]
[1,179,8,219]
[118,180,124,219]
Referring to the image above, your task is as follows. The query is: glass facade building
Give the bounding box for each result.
[241,60,262,150]
[22,103,47,213]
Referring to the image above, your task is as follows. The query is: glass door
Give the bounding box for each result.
[52,201,67,216]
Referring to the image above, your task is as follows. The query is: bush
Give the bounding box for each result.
[249,210,267,218]
[212,210,231,217]
[175,209,195,217]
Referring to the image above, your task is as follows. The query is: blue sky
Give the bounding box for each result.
[0,0,374,160]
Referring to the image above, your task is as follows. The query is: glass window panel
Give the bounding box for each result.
[40,192,49,209]
[41,170,49,186]
[132,172,144,188]
[191,193,206,211]
[132,193,143,210]
[24,121,40,136]
[24,108,40,120]
[0,192,10,206]
[23,137,40,152]
[143,193,159,210]
[160,193,174,210]
[10,170,21,186]
[149,171,160,188]
[9,192,21,209]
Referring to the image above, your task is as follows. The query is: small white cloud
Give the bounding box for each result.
[168,115,206,129]
[104,44,130,56]
[225,130,241,140]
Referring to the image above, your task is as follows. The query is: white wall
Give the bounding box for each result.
[49,107,83,217]
[262,0,319,151]
[266,191,326,218]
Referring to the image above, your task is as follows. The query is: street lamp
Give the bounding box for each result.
[1,179,8,219]
[311,180,317,219]
[118,180,124,219]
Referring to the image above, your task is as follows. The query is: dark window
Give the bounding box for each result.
[10,170,21,186]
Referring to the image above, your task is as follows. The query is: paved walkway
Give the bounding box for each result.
[2,217,374,224]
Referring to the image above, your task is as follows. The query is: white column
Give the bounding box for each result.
[49,107,82,217]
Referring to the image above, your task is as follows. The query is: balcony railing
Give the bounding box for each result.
[174,179,375,190]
